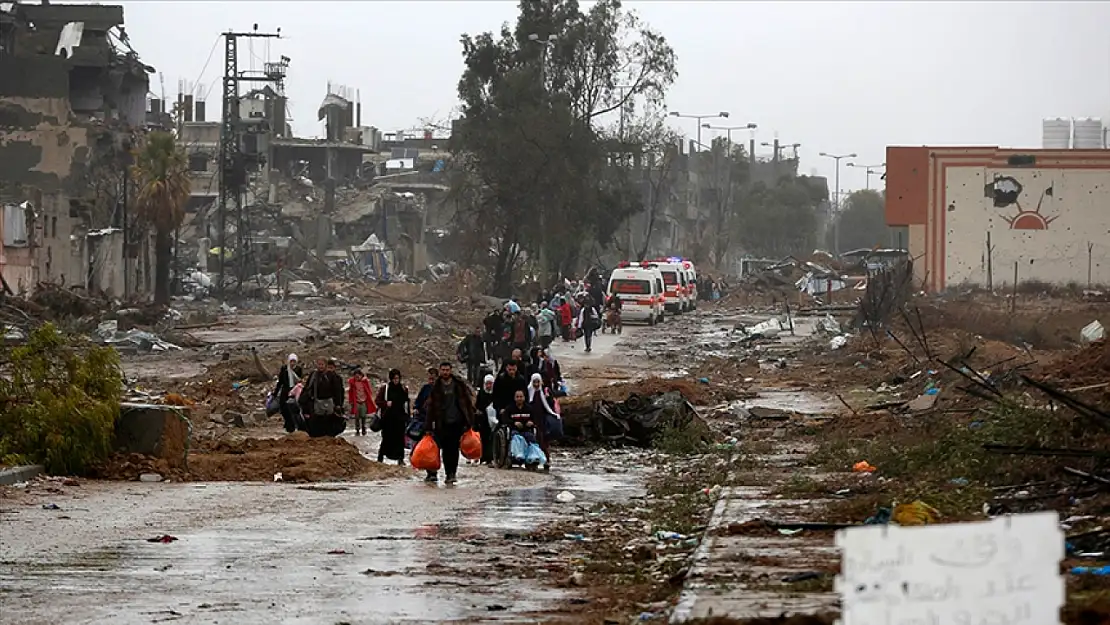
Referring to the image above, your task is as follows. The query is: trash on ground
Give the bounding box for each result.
[891,500,941,526]
[570,391,709,448]
[1080,320,1105,344]
[147,534,178,543]
[852,461,877,473]
[556,491,576,504]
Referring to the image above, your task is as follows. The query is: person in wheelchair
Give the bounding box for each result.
[496,389,547,470]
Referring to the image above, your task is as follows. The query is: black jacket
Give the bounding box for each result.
[273,364,303,402]
[298,370,345,414]
[457,334,487,364]
[492,372,528,412]
[531,358,562,389]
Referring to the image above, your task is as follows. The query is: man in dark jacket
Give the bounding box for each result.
[424,362,476,484]
[273,353,304,433]
[457,326,488,388]
[483,310,504,365]
[298,357,346,437]
[492,360,528,413]
[508,312,531,355]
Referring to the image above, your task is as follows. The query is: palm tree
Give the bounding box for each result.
[132,131,190,305]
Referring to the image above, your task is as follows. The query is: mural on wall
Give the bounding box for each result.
[985,176,1057,230]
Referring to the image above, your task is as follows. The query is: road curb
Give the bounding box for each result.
[670,486,732,623]
[0,465,44,486]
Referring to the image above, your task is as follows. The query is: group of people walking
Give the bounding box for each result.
[270,338,568,483]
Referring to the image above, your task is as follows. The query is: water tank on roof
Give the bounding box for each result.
[1042,118,1071,149]
[1072,118,1104,149]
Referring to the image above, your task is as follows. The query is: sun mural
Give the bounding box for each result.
[985,176,1058,230]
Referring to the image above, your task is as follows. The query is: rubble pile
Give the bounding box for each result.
[1049,339,1109,388]
[560,390,710,448]
[95,435,405,483]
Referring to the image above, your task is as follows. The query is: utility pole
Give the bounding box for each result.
[670,111,729,152]
[216,26,284,298]
[616,84,634,255]
[703,123,758,152]
[528,32,556,286]
[820,151,857,256]
[848,162,885,191]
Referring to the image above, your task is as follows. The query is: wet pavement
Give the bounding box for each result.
[0,450,644,625]
[0,322,647,625]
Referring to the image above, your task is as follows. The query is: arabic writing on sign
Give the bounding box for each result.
[834,512,1065,625]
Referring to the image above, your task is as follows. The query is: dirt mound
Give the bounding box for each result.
[94,435,405,483]
[1049,339,1109,387]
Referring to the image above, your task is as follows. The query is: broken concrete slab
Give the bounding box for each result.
[113,403,191,469]
[905,392,938,413]
[0,465,44,486]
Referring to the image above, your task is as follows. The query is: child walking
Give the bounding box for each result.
[347,367,377,436]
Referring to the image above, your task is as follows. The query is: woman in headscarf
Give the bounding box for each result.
[527,372,559,471]
[475,374,497,465]
[374,369,409,465]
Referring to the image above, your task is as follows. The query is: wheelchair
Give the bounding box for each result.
[491,417,543,470]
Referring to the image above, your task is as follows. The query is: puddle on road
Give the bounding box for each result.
[743,389,835,416]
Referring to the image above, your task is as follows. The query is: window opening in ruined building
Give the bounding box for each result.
[189,155,208,172]
[51,216,57,238]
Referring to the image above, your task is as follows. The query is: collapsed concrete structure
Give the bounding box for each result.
[0,2,154,297]
[173,74,446,290]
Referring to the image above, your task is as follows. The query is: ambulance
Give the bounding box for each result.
[607,262,666,325]
[652,259,691,313]
[682,260,698,310]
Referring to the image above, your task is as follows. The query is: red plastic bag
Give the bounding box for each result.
[411,434,441,471]
[460,429,482,460]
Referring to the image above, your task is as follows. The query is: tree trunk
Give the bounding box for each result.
[154,227,172,305]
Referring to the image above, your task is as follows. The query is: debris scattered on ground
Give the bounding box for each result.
[146,534,178,543]
[561,390,709,447]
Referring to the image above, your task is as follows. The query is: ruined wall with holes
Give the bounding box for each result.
[944,165,1110,288]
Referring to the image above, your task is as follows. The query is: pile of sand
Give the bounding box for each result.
[94,435,406,483]
[1049,339,1109,388]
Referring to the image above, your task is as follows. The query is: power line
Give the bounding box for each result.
[191,35,221,99]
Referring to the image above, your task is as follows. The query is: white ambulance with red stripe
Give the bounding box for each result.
[652,259,692,314]
[607,262,666,325]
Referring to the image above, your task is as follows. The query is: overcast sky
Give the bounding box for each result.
[118,1,1110,193]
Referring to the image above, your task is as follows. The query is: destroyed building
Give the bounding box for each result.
[173,71,455,287]
[1,2,154,297]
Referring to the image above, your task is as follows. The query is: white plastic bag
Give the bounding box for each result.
[1080,320,1105,344]
[486,405,498,429]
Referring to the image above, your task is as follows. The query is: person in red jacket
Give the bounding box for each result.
[347,367,377,436]
[557,298,573,342]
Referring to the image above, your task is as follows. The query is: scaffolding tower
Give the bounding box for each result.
[216,26,287,297]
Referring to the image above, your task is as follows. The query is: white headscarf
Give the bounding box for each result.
[528,373,557,416]
[482,374,495,393]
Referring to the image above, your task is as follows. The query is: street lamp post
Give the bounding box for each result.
[847,162,886,191]
[819,151,857,256]
[762,141,801,160]
[702,122,757,150]
[670,111,729,151]
[528,32,557,286]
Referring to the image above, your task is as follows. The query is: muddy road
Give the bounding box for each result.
[0,326,655,624]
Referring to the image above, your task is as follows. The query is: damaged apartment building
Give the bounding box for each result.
[177,78,442,284]
[1,1,156,297]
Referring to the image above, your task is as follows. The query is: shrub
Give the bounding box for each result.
[0,324,123,474]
